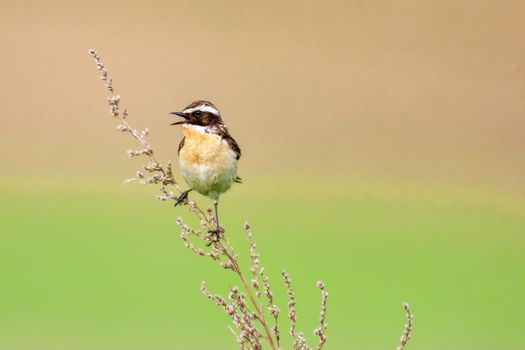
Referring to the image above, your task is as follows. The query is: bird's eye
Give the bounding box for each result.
[193,110,203,117]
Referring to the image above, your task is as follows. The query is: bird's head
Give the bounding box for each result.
[170,100,222,127]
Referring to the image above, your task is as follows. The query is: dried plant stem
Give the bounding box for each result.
[396,303,414,350]
[88,49,217,233]
[217,240,277,349]
[314,282,328,349]
[281,270,312,350]
[245,222,281,348]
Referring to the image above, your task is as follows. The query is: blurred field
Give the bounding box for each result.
[0,176,523,349]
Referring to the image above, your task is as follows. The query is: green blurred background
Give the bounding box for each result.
[1,0,524,349]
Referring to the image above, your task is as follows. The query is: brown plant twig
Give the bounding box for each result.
[245,222,281,348]
[396,303,414,350]
[88,49,214,232]
[217,238,277,349]
[282,270,310,350]
[176,215,276,349]
[314,281,328,350]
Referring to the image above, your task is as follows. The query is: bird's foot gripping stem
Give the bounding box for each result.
[206,227,224,246]
[174,189,192,206]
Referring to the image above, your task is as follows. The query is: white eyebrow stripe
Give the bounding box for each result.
[182,105,221,116]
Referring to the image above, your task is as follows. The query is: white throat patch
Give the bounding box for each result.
[185,124,210,134]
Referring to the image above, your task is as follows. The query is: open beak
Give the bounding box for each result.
[170,112,189,125]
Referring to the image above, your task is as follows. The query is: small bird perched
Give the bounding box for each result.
[170,100,241,237]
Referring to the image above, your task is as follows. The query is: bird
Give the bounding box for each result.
[170,100,241,238]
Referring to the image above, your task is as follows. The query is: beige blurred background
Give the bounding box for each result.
[0,0,524,193]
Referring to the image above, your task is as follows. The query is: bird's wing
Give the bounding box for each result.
[215,124,241,160]
[223,134,241,160]
[178,137,185,155]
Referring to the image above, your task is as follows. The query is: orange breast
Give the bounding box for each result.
[178,125,238,198]
[180,125,232,165]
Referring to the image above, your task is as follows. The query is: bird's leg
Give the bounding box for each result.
[174,189,192,206]
[214,198,220,232]
[207,196,223,244]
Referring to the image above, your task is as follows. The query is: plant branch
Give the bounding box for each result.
[396,303,414,350]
